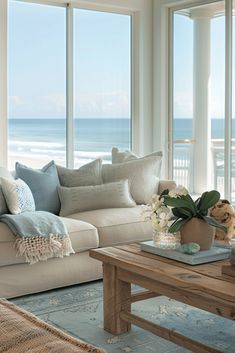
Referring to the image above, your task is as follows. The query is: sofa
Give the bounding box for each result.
[0,150,176,299]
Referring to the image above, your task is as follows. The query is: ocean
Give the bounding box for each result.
[8,118,229,168]
[8,118,131,167]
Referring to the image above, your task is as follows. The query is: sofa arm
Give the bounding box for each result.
[158,180,176,195]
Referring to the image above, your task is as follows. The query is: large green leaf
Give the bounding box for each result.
[168,218,190,233]
[197,191,207,210]
[164,195,197,215]
[172,207,194,219]
[202,216,227,233]
[197,190,220,213]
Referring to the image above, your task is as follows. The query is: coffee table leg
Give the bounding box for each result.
[103,263,131,334]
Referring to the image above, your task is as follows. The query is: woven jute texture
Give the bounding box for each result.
[0,299,106,353]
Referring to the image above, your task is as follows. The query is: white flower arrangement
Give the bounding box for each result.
[142,186,188,232]
[143,185,227,236]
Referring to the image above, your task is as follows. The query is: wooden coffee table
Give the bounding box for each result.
[90,243,235,353]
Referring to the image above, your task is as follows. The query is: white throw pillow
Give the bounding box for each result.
[112,147,163,164]
[1,177,35,214]
[102,156,161,204]
[58,180,136,216]
[56,159,103,187]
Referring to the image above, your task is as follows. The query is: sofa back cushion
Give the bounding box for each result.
[56,159,102,187]
[102,156,161,204]
[112,147,163,164]
[58,179,136,216]
[0,186,8,215]
[15,161,60,214]
[0,167,14,215]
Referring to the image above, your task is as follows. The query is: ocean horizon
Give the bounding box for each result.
[8,118,231,169]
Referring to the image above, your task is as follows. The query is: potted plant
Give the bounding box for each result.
[161,186,227,249]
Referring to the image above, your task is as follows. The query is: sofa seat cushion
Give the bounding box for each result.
[68,206,152,247]
[0,218,99,267]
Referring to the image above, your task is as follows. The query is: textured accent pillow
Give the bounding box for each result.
[56,159,103,187]
[102,156,161,204]
[15,161,60,215]
[112,147,163,164]
[58,179,136,216]
[0,167,13,215]
[1,177,35,214]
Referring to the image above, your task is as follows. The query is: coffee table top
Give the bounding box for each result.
[90,243,235,304]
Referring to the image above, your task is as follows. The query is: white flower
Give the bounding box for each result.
[168,185,188,198]
[142,194,173,232]
[150,194,164,211]
[140,205,153,221]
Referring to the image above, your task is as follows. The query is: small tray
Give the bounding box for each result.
[140,241,231,265]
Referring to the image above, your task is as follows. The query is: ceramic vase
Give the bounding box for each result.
[180,218,215,250]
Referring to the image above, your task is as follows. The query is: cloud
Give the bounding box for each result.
[74,91,130,118]
[43,94,66,114]
[9,91,130,118]
[9,96,24,106]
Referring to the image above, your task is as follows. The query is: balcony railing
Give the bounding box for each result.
[173,139,194,190]
[173,139,235,199]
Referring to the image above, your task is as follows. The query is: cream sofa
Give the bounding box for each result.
[0,179,175,299]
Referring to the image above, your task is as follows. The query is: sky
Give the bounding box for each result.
[174,11,228,119]
[8,0,234,120]
[8,0,131,119]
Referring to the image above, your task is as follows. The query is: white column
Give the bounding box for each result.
[191,10,212,194]
[0,0,8,167]
[131,3,153,156]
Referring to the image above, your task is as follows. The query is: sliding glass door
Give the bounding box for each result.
[170,1,231,200]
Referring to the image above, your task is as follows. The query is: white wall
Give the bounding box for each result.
[0,0,154,167]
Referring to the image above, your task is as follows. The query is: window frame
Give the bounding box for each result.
[3,0,153,168]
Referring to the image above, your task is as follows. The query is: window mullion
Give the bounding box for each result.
[66,3,74,168]
[224,0,232,199]
[168,8,174,181]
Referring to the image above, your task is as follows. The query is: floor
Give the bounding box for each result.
[11,281,235,353]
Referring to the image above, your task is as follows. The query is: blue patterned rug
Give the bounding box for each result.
[12,281,235,353]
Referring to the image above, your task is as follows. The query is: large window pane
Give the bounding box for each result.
[74,10,131,167]
[173,13,193,190]
[172,2,225,196]
[8,1,66,169]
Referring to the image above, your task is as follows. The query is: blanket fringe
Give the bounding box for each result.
[15,234,75,265]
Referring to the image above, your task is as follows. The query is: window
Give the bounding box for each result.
[8,1,66,169]
[8,1,132,169]
[73,9,131,167]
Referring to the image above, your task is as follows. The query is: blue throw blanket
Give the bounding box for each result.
[0,211,75,264]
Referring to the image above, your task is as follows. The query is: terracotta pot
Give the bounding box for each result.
[180,218,215,250]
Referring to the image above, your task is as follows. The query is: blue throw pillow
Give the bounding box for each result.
[15,161,61,215]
